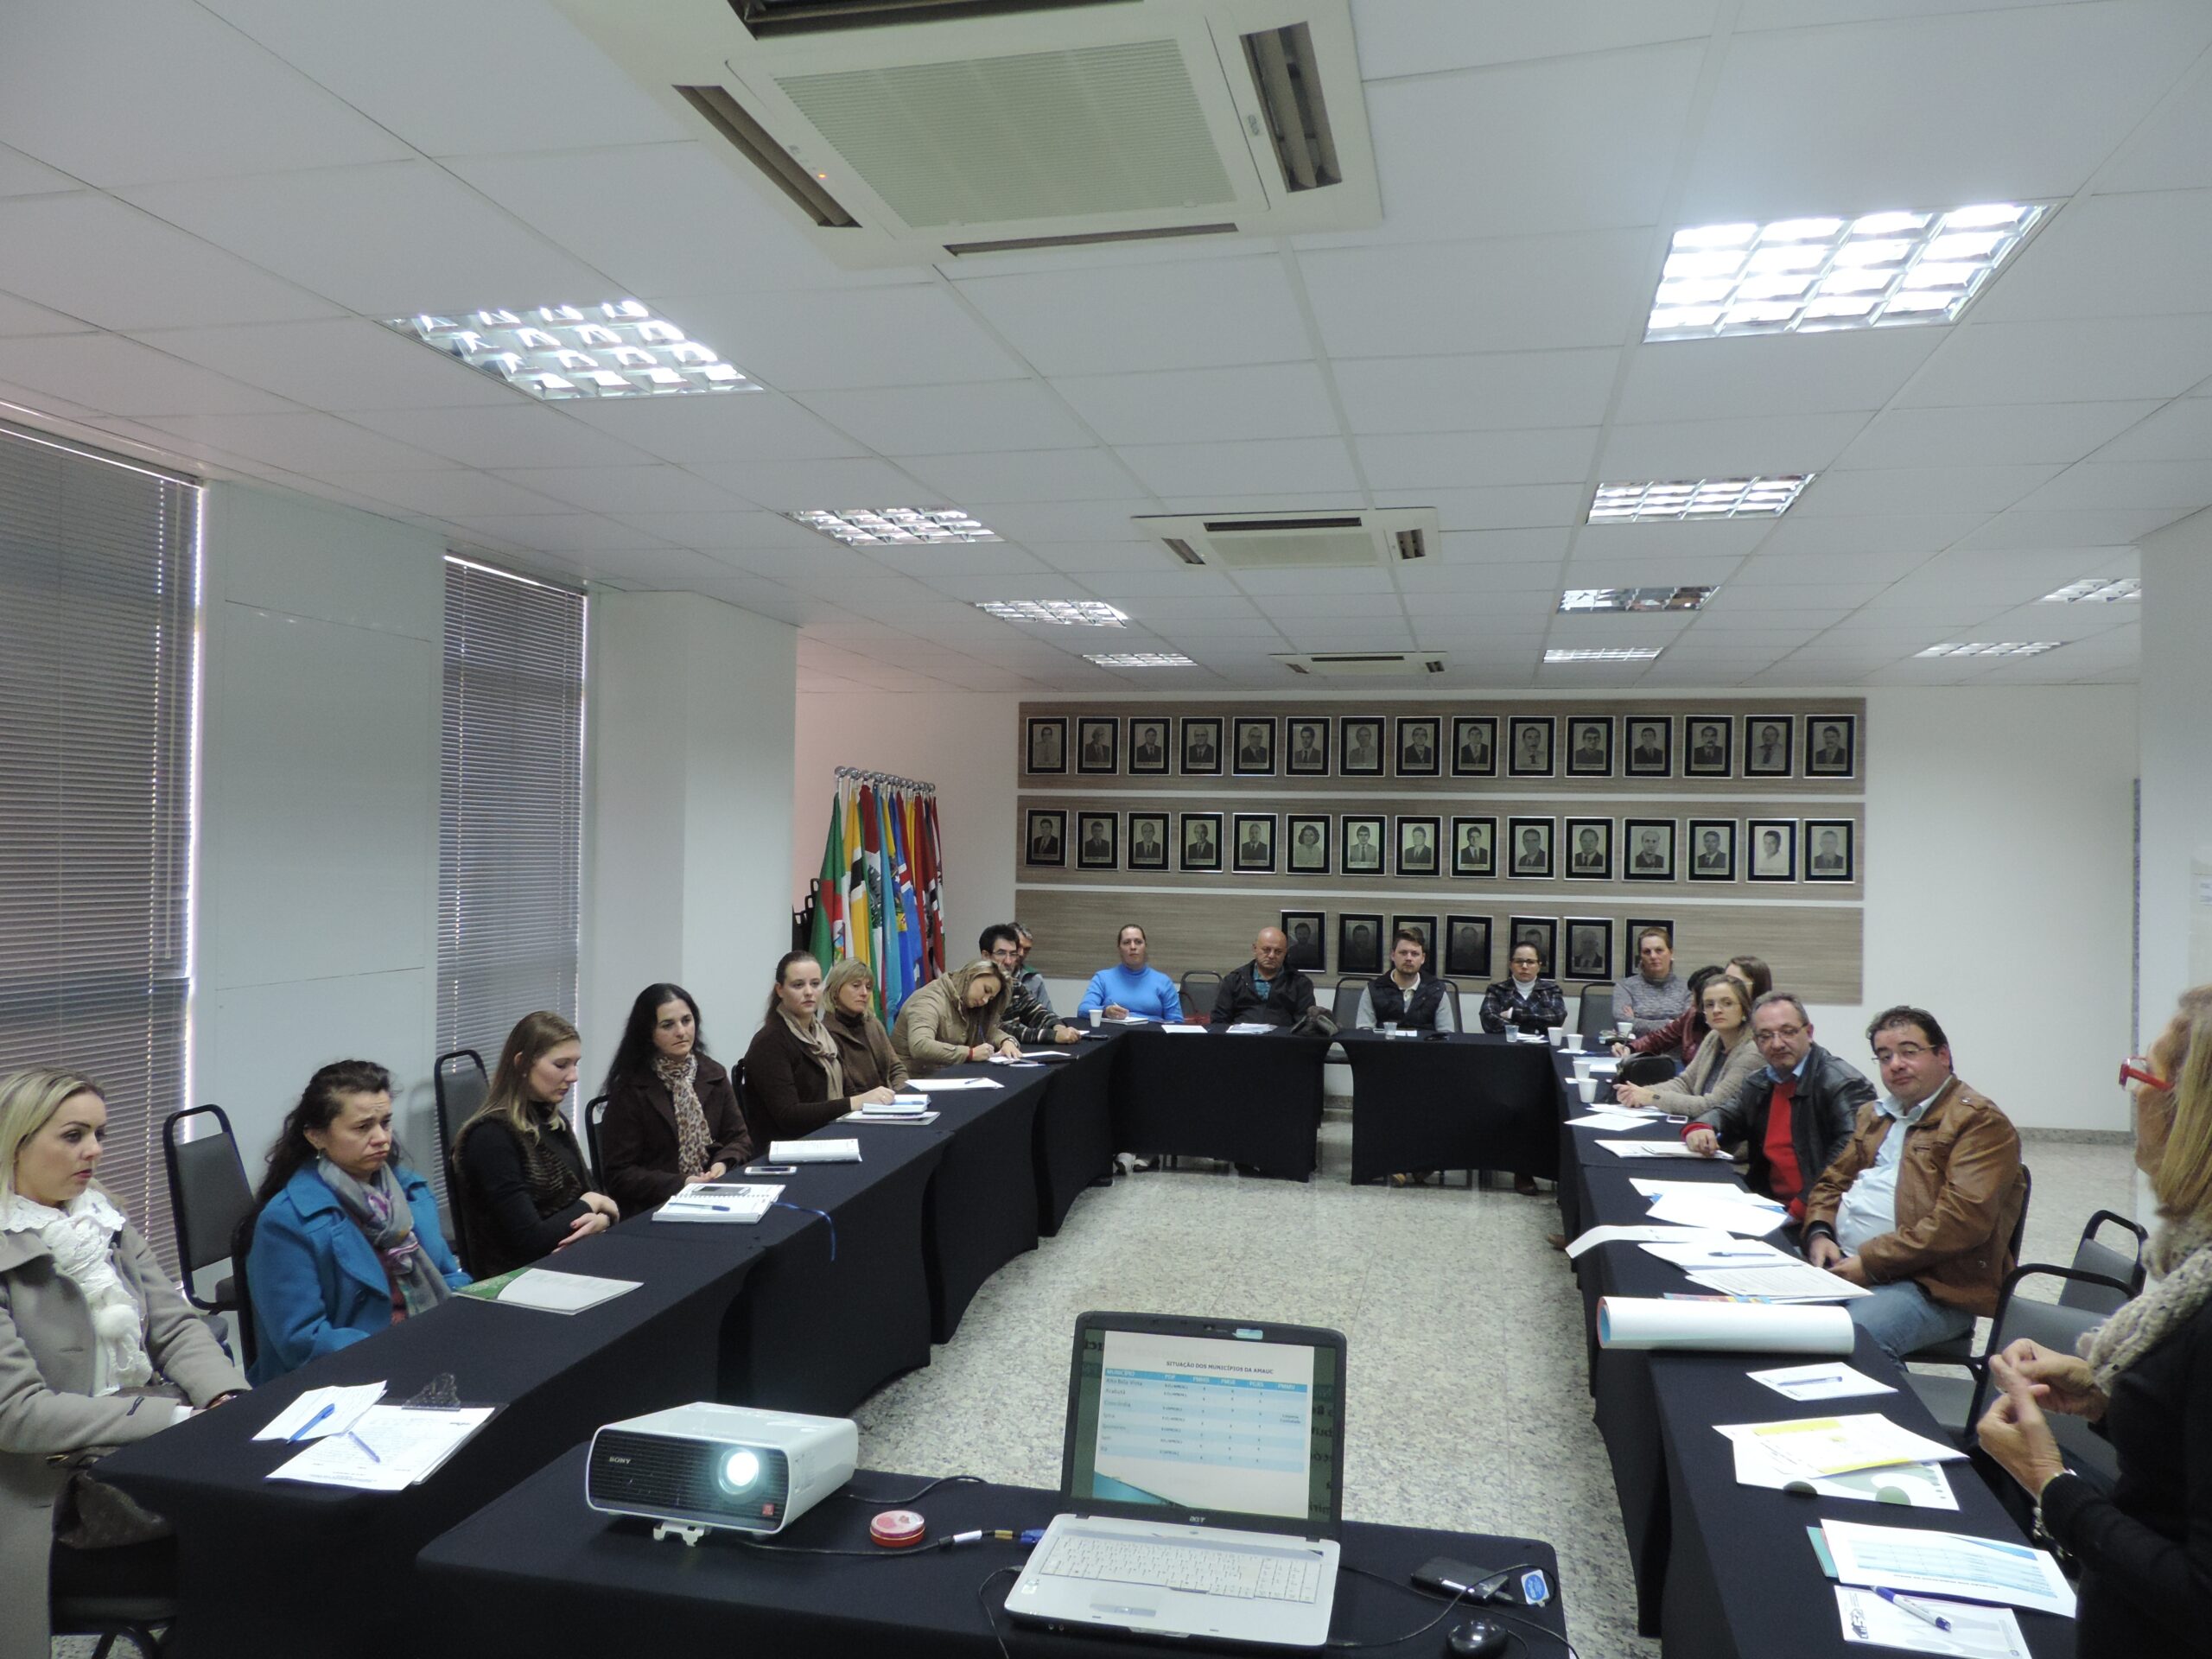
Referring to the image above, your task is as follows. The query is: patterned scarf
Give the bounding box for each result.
[316,1156,452,1318]
[2,1186,152,1394]
[653,1052,712,1176]
[2081,1211,2212,1394]
[779,1008,845,1100]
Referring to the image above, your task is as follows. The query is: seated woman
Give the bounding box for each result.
[743,953,899,1144]
[599,982,754,1218]
[890,958,1021,1077]
[449,1011,618,1275]
[1478,943,1567,1036]
[1615,975,1762,1120]
[1976,986,2212,1657]
[248,1058,468,1381]
[1613,955,1770,1071]
[1074,925,1183,1022]
[1356,929,1457,1032]
[1,1068,248,1659]
[823,958,910,1096]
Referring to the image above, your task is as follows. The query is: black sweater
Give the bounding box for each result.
[451,1111,592,1277]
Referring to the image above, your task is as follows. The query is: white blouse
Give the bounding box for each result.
[2,1185,155,1395]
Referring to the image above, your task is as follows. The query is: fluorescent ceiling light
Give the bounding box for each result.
[381,301,755,401]
[1588,477,1811,522]
[976,600,1128,626]
[1086,652,1193,667]
[1915,641,2061,658]
[1559,586,1714,613]
[2040,577,2139,603]
[1544,646,1662,663]
[1646,203,2045,341]
[790,508,1001,546]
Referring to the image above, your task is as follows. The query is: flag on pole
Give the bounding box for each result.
[809,783,843,967]
[921,794,946,977]
[844,782,874,990]
[861,783,889,1007]
[893,796,923,1003]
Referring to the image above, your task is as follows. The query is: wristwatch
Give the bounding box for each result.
[2031,1469,2075,1555]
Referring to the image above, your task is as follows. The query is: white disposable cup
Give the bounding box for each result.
[1548,1026,1567,1047]
[1088,1008,1101,1027]
[1578,1077,1600,1103]
[1573,1057,1597,1081]
[1380,1021,1397,1036]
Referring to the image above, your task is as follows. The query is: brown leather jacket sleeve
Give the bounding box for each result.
[1853,1106,2022,1286]
[1801,1103,1879,1236]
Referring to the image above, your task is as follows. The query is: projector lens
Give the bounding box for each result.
[721,1449,760,1490]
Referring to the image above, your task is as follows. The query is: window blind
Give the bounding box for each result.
[0,423,198,1268]
[436,558,585,1149]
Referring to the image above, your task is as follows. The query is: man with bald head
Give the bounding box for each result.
[1208,925,1319,1028]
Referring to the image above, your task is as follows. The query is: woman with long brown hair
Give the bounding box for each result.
[450,1011,617,1275]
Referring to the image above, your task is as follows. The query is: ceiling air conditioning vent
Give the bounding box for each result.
[1277,653,1446,678]
[552,0,1379,269]
[1135,507,1440,572]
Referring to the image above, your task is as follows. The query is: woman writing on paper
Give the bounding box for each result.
[599,982,756,1218]
[449,1012,619,1276]
[0,1068,248,1659]
[1977,988,2212,1656]
[890,959,1021,1077]
[1615,976,1763,1118]
[248,1060,469,1382]
[743,953,899,1144]
[823,958,910,1096]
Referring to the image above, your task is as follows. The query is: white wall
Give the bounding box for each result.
[193,483,447,1174]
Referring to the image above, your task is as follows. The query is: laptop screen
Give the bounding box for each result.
[1065,1319,1342,1528]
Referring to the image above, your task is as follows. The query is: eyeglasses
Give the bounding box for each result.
[2120,1058,2171,1092]
[1872,1043,1935,1063]
[1756,1024,1807,1040]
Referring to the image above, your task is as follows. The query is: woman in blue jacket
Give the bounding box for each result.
[245,1059,468,1383]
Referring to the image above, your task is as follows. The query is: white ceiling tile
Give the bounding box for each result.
[2007,460,2212,512]
[1351,0,1721,77]
[952,257,1309,376]
[2091,397,2212,462]
[1698,582,1889,611]
[0,0,412,187]
[1973,190,2212,323]
[559,391,866,465]
[975,503,1154,543]
[1116,437,1362,498]
[1837,401,2162,470]
[0,334,294,416]
[1425,484,1588,530]
[1052,364,1339,446]
[1153,493,1369,515]
[609,512,823,552]
[1899,315,2212,406]
[868,543,1061,582]
[1358,427,1599,491]
[447,513,671,554]
[1428,529,1573,564]
[1572,521,1775,558]
[2101,53,2212,192]
[0,143,77,198]
[145,410,454,474]
[804,380,1091,455]
[1230,567,1412,597]
[125,317,519,412]
[1400,561,1563,594]
[1795,464,2063,518]
[120,162,618,316]
[1560,554,1746,588]
[1332,349,1621,436]
[346,404,656,471]
[1299,231,1653,358]
[487,465,748,516]
[1598,411,1872,477]
[692,455,940,511]
[1616,330,1942,423]
[1253,593,1408,620]
[1951,505,2191,549]
[897,449,1141,505]
[0,290,89,337]
[1064,570,1245,600]
[321,470,569,519]
[666,286,1027,392]
[1754,512,1986,556]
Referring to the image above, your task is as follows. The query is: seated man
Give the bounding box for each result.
[981,923,1078,1045]
[1075,924,1184,1021]
[1356,928,1457,1033]
[1802,1006,2026,1360]
[1613,926,1689,1036]
[1479,941,1567,1036]
[1209,926,1318,1028]
[1681,991,1873,1222]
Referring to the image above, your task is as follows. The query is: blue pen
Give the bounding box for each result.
[344,1430,380,1464]
[1874,1587,1951,1632]
[288,1402,335,1442]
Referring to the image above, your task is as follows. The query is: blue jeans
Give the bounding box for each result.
[1849,1278,1974,1360]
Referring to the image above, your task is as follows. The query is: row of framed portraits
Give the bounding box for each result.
[1024,809,1856,883]
[1025,712,1859,780]
[1277,910,1659,983]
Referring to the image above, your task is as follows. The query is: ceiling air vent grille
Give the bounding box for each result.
[1136,507,1442,572]
[732,0,1124,39]
[1277,653,1446,678]
[677,85,860,226]
[1242,22,1339,192]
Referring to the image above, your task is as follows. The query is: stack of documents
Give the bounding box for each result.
[1225,1022,1280,1034]
[840,1106,938,1126]
[1681,1257,1871,1301]
[860,1095,931,1116]
[654,1182,785,1223]
[1017,1050,1074,1061]
[1630,1179,1790,1236]
[1717,1414,1964,1479]
[767,1138,861,1163]
[468,1268,639,1313]
[908,1077,1001,1092]
[1820,1518,2075,1619]
[1565,1224,1737,1258]
[1566,1110,1661,1132]
[1597,1139,1707,1160]
[268,1404,496,1491]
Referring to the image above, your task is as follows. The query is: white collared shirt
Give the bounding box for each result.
[1834,1091,1937,1255]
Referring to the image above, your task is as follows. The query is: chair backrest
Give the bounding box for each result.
[584,1095,609,1181]
[2005,1163,2032,1268]
[433,1048,489,1162]
[162,1106,255,1309]
[229,1210,259,1372]
[2068,1209,2148,1309]
[1968,1263,2129,1475]
[1332,976,1365,1028]
[1437,978,1466,1034]
[1577,986,1615,1042]
[1179,970,1222,1014]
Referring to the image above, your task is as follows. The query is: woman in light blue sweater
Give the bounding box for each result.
[1076,925,1184,1021]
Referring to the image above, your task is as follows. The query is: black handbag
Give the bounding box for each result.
[50,1447,173,1549]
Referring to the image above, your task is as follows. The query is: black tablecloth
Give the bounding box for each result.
[1111,1027,1331,1179]
[912,1062,1048,1341]
[1033,1039,1119,1234]
[1338,1032,1561,1185]
[419,1446,1574,1659]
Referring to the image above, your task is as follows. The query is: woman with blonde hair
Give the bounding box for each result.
[1976,987,2212,1656]
[450,1011,618,1275]
[0,1068,246,1658]
[891,959,1020,1077]
[1614,974,1763,1117]
[822,957,909,1097]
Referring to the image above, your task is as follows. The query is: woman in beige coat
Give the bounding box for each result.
[0,1068,246,1659]
[889,960,1020,1076]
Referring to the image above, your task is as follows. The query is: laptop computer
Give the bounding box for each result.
[1007,1311,1347,1649]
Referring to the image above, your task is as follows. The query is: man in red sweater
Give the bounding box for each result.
[1681,992,1874,1222]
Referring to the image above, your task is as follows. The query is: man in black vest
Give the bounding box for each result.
[1208,926,1318,1028]
[1357,929,1454,1032]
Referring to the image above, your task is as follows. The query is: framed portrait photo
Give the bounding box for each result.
[1623,818,1675,881]
[1395,814,1442,877]
[1508,916,1559,978]
[1024,808,1066,868]
[1748,818,1798,882]
[1507,816,1554,880]
[1804,714,1858,779]
[1395,716,1442,777]
[1391,915,1438,962]
[1805,819,1855,882]
[1179,811,1224,872]
[1452,715,1498,777]
[1128,717,1172,775]
[1076,716,1118,775]
[1683,715,1732,779]
[1232,716,1276,777]
[1686,818,1737,882]
[1232,812,1277,874]
[1563,817,1613,880]
[1624,716,1672,778]
[1026,716,1067,775]
[1341,814,1387,874]
[1444,915,1492,981]
[1743,715,1794,779]
[1076,811,1118,870]
[1285,717,1332,776]
[1508,715,1555,778]
[1281,911,1325,972]
[1565,716,1613,778]
[1339,716,1386,777]
[1564,918,1614,984]
[1450,815,1496,878]
[1338,913,1385,977]
[1180,716,1224,776]
[1287,814,1332,874]
[1127,811,1170,871]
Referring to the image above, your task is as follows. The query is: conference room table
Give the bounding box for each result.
[418,1445,1575,1659]
[1109,1023,1333,1178]
[1338,1030,1561,1185]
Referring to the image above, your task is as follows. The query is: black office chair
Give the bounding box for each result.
[1576,987,1614,1045]
[1437,978,1466,1034]
[2067,1209,2148,1306]
[161,1105,253,1316]
[1904,1164,2032,1367]
[49,1588,171,1658]
[584,1095,609,1180]
[1331,976,1365,1028]
[433,1048,488,1161]
[228,1211,259,1374]
[1179,970,1221,1014]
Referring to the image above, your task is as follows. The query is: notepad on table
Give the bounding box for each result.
[1687,1262,1872,1301]
[654,1182,784,1223]
[267,1404,495,1491]
[474,1268,640,1313]
[906,1077,1002,1091]
[253,1382,386,1442]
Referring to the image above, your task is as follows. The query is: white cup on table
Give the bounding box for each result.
[1577,1077,1599,1103]
[1088,1008,1101,1027]
[1547,1026,1566,1047]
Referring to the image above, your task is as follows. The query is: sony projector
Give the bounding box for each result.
[586,1402,857,1541]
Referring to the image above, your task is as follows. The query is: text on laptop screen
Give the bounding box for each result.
[1067,1327,1339,1523]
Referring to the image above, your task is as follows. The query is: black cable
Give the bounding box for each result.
[976,1562,1020,1659]
[732,1529,1010,1560]
[837,1472,986,1504]
[1324,1582,1470,1649]
[1338,1562,1580,1658]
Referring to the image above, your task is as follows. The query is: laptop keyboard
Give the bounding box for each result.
[1039,1534,1324,1603]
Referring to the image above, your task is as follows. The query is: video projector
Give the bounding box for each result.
[585,1402,858,1543]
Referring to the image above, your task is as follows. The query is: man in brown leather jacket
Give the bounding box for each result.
[1802,1004,2025,1359]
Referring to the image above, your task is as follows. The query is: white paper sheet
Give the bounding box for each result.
[1716,1414,1964,1477]
[266,1405,495,1491]
[1747,1363,1896,1402]
[1596,1296,1855,1355]
[489,1269,640,1313]
[1821,1520,2075,1618]
[1641,1239,1793,1268]
[653,1182,785,1223]
[1016,1050,1074,1061]
[1562,1224,1733,1260]
[1597,1139,1707,1159]
[906,1077,1003,1091]
[1630,1179,1775,1202]
[1645,1192,1789,1236]
[1225,1023,1278,1034]
[1565,1111,1656,1132]
[1834,1586,2027,1656]
[253,1382,386,1442]
[1686,1262,1872,1301]
[1732,1440,1957,1510]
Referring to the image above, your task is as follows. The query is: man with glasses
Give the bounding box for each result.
[1679,991,1873,1224]
[1802,1005,2025,1360]
[984,924,1078,1046]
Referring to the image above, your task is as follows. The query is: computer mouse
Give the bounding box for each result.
[1446,1618,1510,1658]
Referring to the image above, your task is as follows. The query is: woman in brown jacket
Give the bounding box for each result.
[822,957,909,1096]
[890,959,1020,1076]
[742,952,900,1144]
[596,982,754,1218]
